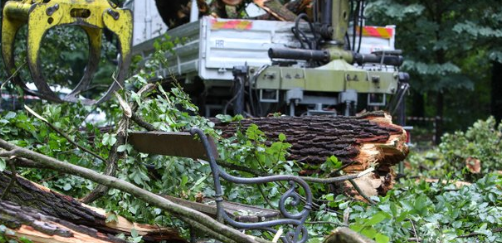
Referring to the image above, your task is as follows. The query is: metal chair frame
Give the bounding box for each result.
[189,127,312,243]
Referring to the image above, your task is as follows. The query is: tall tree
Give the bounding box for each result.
[365,0,502,143]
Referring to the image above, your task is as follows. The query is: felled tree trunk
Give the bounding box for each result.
[156,0,311,29]
[0,171,186,243]
[213,111,409,200]
[253,0,298,21]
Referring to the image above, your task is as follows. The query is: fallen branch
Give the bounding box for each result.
[0,138,271,243]
[81,83,156,203]
[301,168,375,184]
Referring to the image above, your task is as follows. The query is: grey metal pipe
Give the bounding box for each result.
[268,48,330,63]
[354,53,403,66]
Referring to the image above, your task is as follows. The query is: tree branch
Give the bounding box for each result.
[131,112,157,131]
[8,157,52,169]
[81,83,157,203]
[348,179,376,205]
[301,168,375,184]
[0,138,272,243]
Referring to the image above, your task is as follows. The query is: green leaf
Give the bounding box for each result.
[130,169,150,185]
[278,133,286,142]
[365,212,388,226]
[181,175,188,188]
[189,175,208,192]
[375,233,390,243]
[63,183,72,191]
[350,223,364,233]
[325,193,334,201]
[215,114,233,123]
[4,112,16,120]
[360,227,378,238]
[117,145,130,153]
[130,228,143,243]
[102,133,117,146]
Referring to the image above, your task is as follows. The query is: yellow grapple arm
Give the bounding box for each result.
[2,0,133,105]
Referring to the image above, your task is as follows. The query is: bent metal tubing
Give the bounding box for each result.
[191,127,313,243]
[2,0,132,105]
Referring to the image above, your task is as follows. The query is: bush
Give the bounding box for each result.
[439,117,502,179]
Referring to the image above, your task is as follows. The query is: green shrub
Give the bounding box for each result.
[439,117,502,179]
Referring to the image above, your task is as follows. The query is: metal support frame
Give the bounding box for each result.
[190,127,312,243]
[231,66,248,115]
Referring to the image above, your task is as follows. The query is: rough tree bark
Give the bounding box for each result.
[214,111,408,171]
[0,171,185,243]
[214,111,409,200]
[253,0,298,21]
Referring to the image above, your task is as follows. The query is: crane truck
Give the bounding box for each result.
[129,0,409,120]
[1,0,408,121]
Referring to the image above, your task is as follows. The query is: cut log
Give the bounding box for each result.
[213,111,409,199]
[253,0,298,21]
[0,171,186,243]
[214,111,408,172]
[0,200,126,243]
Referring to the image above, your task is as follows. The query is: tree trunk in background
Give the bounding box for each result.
[492,61,502,123]
[435,91,444,145]
[411,90,425,119]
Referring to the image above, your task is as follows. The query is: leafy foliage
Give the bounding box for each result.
[408,117,502,181]
[366,0,500,131]
[347,174,502,243]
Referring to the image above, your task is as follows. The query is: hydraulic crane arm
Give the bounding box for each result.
[2,0,133,105]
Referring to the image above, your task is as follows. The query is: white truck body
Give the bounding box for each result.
[125,0,168,46]
[131,15,397,84]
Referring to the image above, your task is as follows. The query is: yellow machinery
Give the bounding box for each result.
[2,0,132,105]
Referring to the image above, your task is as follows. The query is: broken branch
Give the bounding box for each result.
[0,138,271,243]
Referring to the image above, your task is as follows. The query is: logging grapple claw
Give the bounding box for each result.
[1,0,132,105]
